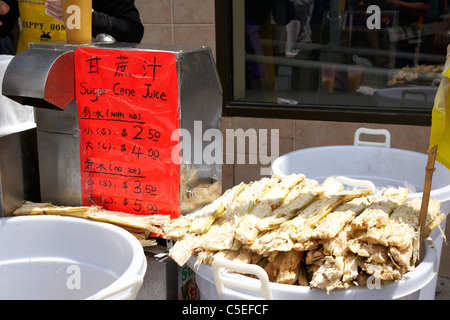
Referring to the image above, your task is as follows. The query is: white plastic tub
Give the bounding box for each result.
[270,129,450,299]
[373,86,437,108]
[190,238,438,300]
[0,215,147,300]
[271,145,450,214]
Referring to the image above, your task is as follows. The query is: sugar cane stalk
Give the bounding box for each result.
[418,145,437,263]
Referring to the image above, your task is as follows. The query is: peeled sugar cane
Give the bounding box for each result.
[13,201,169,244]
[163,174,446,292]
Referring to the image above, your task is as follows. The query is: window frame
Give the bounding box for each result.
[215,0,434,126]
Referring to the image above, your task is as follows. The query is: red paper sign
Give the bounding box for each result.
[75,48,180,219]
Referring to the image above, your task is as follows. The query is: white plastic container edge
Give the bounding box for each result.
[354,128,391,148]
[88,275,144,300]
[205,238,437,300]
[212,258,273,300]
[0,215,147,300]
[271,128,450,203]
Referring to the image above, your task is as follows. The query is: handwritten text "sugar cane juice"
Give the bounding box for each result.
[78,82,167,102]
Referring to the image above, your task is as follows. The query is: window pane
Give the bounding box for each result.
[237,0,447,111]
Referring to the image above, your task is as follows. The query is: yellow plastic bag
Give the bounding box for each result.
[17,0,66,53]
[429,45,450,169]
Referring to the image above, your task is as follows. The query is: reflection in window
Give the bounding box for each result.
[239,0,447,110]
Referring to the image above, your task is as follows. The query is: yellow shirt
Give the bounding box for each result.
[17,0,66,53]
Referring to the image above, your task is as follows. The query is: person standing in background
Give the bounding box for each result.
[0,0,144,53]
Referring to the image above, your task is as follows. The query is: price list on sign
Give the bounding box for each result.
[74,48,180,219]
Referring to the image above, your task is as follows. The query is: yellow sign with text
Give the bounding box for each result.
[17,0,66,53]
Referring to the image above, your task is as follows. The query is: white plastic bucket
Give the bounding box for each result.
[0,215,147,300]
[373,86,437,109]
[271,129,450,211]
[190,238,438,300]
[270,145,450,210]
[270,130,450,299]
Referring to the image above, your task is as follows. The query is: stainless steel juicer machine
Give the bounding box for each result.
[1,41,223,299]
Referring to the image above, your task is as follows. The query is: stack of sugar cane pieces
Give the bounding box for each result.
[13,201,170,246]
[163,174,445,292]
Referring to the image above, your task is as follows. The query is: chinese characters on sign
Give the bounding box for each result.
[75,48,180,219]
